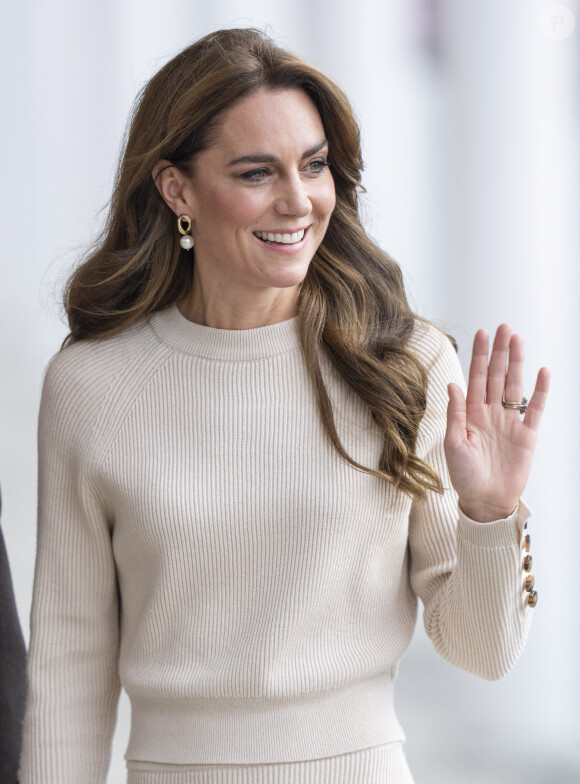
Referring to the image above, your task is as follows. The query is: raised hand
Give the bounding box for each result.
[444,324,550,523]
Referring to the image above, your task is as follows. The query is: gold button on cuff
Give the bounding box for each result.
[527,591,538,608]
[524,574,535,592]
[523,555,532,572]
[523,534,531,553]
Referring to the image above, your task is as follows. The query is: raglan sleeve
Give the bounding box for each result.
[407,325,533,681]
[19,348,121,784]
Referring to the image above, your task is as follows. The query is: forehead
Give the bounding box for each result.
[208,88,326,157]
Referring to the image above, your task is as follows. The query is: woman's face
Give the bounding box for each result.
[180,88,336,298]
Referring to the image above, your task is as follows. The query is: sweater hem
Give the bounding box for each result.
[125,673,405,764]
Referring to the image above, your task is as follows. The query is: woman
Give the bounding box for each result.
[20,28,549,784]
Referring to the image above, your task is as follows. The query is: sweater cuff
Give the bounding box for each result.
[457,499,532,549]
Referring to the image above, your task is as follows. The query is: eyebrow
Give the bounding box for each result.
[227,139,328,167]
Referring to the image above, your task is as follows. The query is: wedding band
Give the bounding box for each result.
[502,396,528,415]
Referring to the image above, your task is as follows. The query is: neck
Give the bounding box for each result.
[178,274,301,330]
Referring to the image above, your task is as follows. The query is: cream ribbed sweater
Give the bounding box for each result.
[20,306,532,783]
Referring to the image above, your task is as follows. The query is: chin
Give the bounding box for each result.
[265,269,310,289]
[252,258,308,285]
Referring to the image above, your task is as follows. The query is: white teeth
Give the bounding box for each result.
[255,230,305,244]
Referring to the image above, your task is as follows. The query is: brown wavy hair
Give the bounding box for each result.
[64,27,444,499]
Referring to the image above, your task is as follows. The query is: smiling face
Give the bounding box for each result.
[173,88,336,322]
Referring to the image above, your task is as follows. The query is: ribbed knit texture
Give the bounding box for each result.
[126,742,414,784]
[20,306,532,784]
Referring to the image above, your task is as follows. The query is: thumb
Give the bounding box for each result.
[445,382,467,450]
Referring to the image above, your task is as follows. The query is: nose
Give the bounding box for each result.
[274,173,312,217]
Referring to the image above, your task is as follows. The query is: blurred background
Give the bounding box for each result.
[1,1,578,782]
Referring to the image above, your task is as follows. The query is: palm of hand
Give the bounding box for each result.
[443,325,550,523]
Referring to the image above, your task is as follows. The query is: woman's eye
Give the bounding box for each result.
[239,159,329,182]
[240,168,270,182]
[305,158,329,174]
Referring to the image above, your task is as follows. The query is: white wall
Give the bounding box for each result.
[1,1,578,782]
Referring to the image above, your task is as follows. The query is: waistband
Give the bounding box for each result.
[125,672,405,764]
[126,741,414,784]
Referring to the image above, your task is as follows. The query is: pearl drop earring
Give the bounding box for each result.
[177,215,194,250]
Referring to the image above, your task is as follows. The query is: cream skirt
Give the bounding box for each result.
[126,742,414,784]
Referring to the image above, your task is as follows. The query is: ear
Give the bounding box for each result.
[152,160,192,217]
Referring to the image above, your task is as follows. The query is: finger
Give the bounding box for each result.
[486,324,513,404]
[445,382,467,450]
[503,333,525,407]
[523,367,551,432]
[465,329,489,406]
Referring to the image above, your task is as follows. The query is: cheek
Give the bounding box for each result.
[316,181,336,224]
[195,184,265,230]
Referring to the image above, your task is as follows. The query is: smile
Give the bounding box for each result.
[253,229,306,245]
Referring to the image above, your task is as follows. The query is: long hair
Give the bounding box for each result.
[64,27,444,499]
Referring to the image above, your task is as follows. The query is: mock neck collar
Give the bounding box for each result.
[148,305,301,361]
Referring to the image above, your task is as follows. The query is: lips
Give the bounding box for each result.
[253,229,306,245]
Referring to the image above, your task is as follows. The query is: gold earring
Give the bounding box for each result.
[177,215,194,250]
